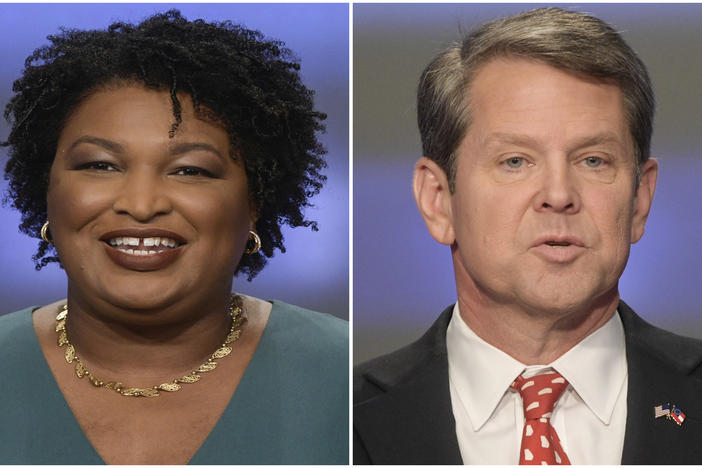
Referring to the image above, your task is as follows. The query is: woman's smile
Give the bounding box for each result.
[101,229,187,271]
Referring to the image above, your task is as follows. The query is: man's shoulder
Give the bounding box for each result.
[353,305,465,465]
[354,341,428,402]
[617,300,702,464]
[354,305,453,402]
[619,300,702,378]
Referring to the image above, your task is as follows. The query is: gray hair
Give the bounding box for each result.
[417,7,655,191]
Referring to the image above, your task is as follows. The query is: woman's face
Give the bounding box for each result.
[48,84,253,314]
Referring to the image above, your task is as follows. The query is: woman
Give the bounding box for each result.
[0,10,347,464]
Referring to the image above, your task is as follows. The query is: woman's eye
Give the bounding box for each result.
[78,161,118,171]
[504,156,525,169]
[584,156,604,168]
[173,167,213,177]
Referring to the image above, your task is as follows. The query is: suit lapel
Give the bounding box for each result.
[354,307,463,464]
[619,301,702,464]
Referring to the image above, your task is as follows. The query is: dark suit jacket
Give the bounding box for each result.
[354,301,702,464]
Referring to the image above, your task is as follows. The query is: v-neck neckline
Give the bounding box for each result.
[27,303,278,465]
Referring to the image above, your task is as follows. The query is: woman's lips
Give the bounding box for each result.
[103,242,184,271]
[99,229,187,271]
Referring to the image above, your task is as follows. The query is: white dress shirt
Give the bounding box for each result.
[447,303,628,464]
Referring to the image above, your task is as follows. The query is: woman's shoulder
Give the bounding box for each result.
[0,301,64,339]
[271,300,348,335]
[0,306,47,387]
[255,299,348,363]
[0,306,37,319]
[0,306,37,341]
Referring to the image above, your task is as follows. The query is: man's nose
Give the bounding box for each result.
[111,170,172,221]
[532,160,581,214]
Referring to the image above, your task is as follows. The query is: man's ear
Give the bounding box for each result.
[413,157,456,245]
[631,158,658,244]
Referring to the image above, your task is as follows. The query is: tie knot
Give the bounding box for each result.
[512,371,569,420]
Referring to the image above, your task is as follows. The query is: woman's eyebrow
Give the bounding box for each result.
[167,142,224,159]
[67,135,124,154]
[65,137,224,160]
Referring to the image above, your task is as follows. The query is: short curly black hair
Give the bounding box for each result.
[2,9,327,280]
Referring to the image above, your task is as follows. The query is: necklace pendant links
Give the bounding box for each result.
[55,294,245,398]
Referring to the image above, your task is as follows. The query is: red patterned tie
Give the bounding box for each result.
[512,371,571,465]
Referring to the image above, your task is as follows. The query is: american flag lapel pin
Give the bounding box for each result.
[654,402,670,419]
[654,402,686,426]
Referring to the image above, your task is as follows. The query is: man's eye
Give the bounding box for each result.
[505,157,525,169]
[584,156,604,168]
[173,167,213,177]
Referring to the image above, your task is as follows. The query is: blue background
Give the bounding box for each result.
[0,3,349,319]
[354,3,702,362]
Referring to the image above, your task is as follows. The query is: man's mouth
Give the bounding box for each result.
[533,235,585,248]
[105,236,183,256]
[544,240,572,247]
[530,235,585,263]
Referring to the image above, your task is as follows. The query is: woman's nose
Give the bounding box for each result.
[111,171,172,221]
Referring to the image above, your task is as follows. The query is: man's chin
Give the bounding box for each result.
[513,285,619,319]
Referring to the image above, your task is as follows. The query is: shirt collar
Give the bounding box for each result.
[446,303,627,430]
[550,309,627,425]
[446,303,525,431]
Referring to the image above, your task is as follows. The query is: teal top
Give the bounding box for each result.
[0,301,348,464]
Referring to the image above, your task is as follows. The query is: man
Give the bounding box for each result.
[354,7,702,464]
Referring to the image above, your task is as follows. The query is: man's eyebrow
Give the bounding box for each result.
[568,134,624,150]
[67,136,125,154]
[167,142,224,159]
[481,132,541,149]
[481,132,625,151]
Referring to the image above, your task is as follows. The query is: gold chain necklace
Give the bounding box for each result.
[55,294,245,398]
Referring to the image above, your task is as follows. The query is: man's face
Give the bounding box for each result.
[447,58,656,314]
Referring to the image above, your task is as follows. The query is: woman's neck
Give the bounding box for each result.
[60,288,234,384]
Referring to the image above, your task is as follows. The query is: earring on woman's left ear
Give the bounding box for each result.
[40,220,53,244]
[245,231,261,254]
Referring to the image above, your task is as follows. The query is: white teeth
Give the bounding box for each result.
[108,236,180,250]
[141,237,176,247]
[126,249,134,255]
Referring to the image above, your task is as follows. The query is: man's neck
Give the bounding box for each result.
[455,284,619,365]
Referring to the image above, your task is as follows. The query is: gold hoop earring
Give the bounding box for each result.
[245,231,261,254]
[40,220,52,244]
